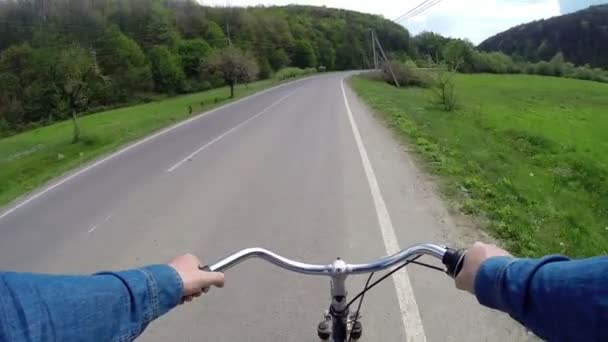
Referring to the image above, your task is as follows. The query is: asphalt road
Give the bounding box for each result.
[0,73,533,341]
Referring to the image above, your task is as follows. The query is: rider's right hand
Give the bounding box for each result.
[168,254,225,303]
[455,242,512,294]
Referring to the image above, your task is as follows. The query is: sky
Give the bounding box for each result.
[201,0,608,44]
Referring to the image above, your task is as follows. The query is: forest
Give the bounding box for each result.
[479,4,608,69]
[0,0,411,136]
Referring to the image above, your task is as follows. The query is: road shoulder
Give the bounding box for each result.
[343,78,536,342]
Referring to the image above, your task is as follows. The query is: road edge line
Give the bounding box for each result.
[340,78,428,342]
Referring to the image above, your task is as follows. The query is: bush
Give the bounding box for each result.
[0,117,12,137]
[432,68,458,111]
[273,67,315,81]
[381,60,432,88]
[470,51,517,74]
[534,61,556,76]
[361,70,385,82]
[570,66,594,80]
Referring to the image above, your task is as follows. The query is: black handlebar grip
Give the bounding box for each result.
[442,248,467,278]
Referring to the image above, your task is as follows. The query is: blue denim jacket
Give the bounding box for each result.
[2,257,607,341]
[475,255,608,342]
[0,265,182,342]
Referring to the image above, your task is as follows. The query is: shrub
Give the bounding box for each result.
[469,51,518,74]
[534,61,556,76]
[273,67,316,81]
[361,70,384,82]
[432,67,458,111]
[570,66,594,80]
[381,60,432,88]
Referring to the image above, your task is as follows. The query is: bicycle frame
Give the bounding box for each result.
[208,244,465,342]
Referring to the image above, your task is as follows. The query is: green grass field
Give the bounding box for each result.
[0,79,282,208]
[351,74,608,257]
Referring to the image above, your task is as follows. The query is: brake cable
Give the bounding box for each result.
[346,256,445,342]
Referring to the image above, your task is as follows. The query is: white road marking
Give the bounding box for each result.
[341,79,427,342]
[0,78,311,221]
[87,214,113,234]
[87,225,98,233]
[166,90,297,173]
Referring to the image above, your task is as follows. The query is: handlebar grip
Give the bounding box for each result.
[442,248,467,278]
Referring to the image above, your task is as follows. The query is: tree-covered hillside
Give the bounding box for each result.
[478,4,608,68]
[0,0,411,134]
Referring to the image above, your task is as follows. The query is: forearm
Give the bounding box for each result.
[475,255,608,341]
[0,265,183,342]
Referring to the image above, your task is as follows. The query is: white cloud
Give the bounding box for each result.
[201,0,564,44]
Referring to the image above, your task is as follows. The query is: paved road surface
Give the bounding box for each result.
[0,73,533,341]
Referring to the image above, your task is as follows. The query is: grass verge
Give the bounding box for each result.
[350,74,608,257]
[0,77,301,208]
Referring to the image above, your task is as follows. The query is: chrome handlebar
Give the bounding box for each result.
[209,243,456,276]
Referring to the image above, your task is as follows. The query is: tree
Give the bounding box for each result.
[316,39,336,70]
[293,40,317,68]
[178,38,212,79]
[96,26,152,101]
[206,21,227,48]
[54,45,103,143]
[413,31,449,61]
[549,52,567,76]
[148,46,185,94]
[0,44,34,129]
[268,48,290,70]
[207,47,259,98]
[442,39,473,71]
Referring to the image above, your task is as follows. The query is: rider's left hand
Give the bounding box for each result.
[168,254,225,302]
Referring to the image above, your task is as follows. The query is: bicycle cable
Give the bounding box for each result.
[347,272,374,342]
[345,255,447,341]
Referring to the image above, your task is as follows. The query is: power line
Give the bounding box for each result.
[403,0,443,21]
[394,0,444,24]
[393,0,434,22]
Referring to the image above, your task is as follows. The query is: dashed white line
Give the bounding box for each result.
[0,77,312,221]
[340,79,427,342]
[166,90,297,173]
[87,214,112,234]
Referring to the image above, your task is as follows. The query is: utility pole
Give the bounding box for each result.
[225,0,233,47]
[226,22,232,46]
[370,30,378,70]
[374,32,400,87]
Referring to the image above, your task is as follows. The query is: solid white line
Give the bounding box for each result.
[0,78,311,221]
[340,79,427,342]
[167,90,297,173]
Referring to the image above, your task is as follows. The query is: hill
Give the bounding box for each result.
[0,1,411,134]
[478,4,608,68]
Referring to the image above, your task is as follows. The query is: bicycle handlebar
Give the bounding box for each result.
[208,243,466,278]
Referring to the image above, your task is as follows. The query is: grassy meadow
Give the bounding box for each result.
[351,74,608,257]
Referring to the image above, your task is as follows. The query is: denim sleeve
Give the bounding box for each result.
[475,255,608,341]
[0,265,183,342]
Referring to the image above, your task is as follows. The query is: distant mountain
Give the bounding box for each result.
[478,5,608,68]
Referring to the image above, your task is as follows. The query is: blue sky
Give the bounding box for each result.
[203,0,608,44]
